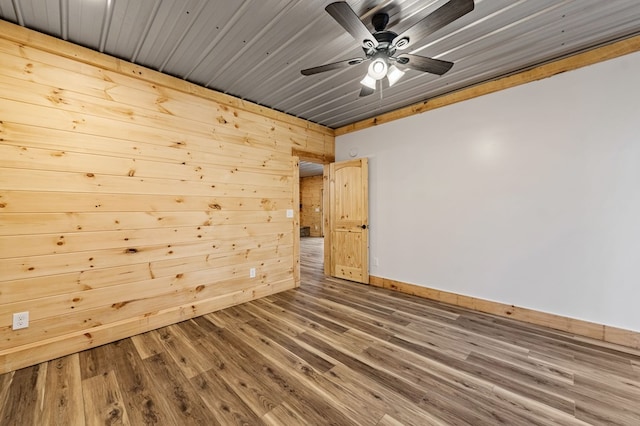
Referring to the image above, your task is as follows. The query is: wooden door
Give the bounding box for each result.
[327,158,369,283]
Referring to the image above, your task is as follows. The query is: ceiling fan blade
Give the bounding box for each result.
[397,54,454,75]
[392,0,474,50]
[326,2,378,48]
[301,58,364,76]
[359,85,375,97]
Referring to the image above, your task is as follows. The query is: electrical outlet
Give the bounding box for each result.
[12,311,29,330]
[374,257,379,267]
[249,267,256,278]
[286,209,294,218]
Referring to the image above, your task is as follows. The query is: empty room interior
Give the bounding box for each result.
[1,1,640,424]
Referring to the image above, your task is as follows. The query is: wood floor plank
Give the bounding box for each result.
[0,371,15,419]
[324,364,449,426]
[253,296,349,338]
[308,318,384,357]
[156,324,216,379]
[130,330,165,360]
[303,280,399,318]
[78,341,114,380]
[574,350,640,380]
[178,318,210,341]
[571,373,640,424]
[295,329,427,404]
[358,343,536,425]
[214,321,360,425]
[490,386,590,426]
[304,288,415,329]
[141,352,218,426]
[574,395,640,425]
[273,291,395,341]
[376,413,407,426]
[81,370,130,426]
[269,292,349,334]
[106,339,171,425]
[574,369,640,404]
[193,317,283,417]
[387,333,577,416]
[190,369,264,426]
[262,402,308,426]
[402,312,531,358]
[218,305,258,324]
[237,299,308,335]
[246,318,335,373]
[37,353,85,426]
[1,237,639,424]
[230,321,379,425]
[464,351,576,414]
[203,311,231,327]
[0,364,44,425]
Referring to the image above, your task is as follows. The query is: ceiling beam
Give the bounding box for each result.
[335,33,640,136]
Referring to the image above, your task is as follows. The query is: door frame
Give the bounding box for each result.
[323,164,331,276]
[292,149,334,279]
[293,152,369,283]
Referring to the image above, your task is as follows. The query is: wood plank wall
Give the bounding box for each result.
[300,176,323,237]
[0,21,334,374]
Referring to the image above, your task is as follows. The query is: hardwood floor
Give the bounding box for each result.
[2,236,640,425]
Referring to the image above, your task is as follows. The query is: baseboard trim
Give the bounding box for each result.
[369,275,640,351]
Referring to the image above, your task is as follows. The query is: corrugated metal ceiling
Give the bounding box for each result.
[1,0,639,129]
[300,161,324,177]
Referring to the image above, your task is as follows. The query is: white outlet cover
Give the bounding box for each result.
[12,311,29,330]
[249,267,256,278]
[286,209,294,218]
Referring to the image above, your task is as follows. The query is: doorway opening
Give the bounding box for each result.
[299,160,326,271]
[299,161,324,238]
[296,157,370,285]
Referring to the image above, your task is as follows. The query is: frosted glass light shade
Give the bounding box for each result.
[360,74,377,89]
[387,65,405,86]
[368,58,388,80]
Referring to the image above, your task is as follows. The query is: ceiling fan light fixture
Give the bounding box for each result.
[360,74,377,90]
[387,65,405,86]
[302,0,475,98]
[367,58,388,80]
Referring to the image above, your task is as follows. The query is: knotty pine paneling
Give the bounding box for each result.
[0,22,332,374]
[300,176,323,237]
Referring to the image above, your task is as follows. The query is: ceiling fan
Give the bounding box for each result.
[301,0,474,96]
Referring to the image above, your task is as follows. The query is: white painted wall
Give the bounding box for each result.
[336,52,640,332]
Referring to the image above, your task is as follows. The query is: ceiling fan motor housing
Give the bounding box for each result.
[363,30,397,58]
[371,12,389,32]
